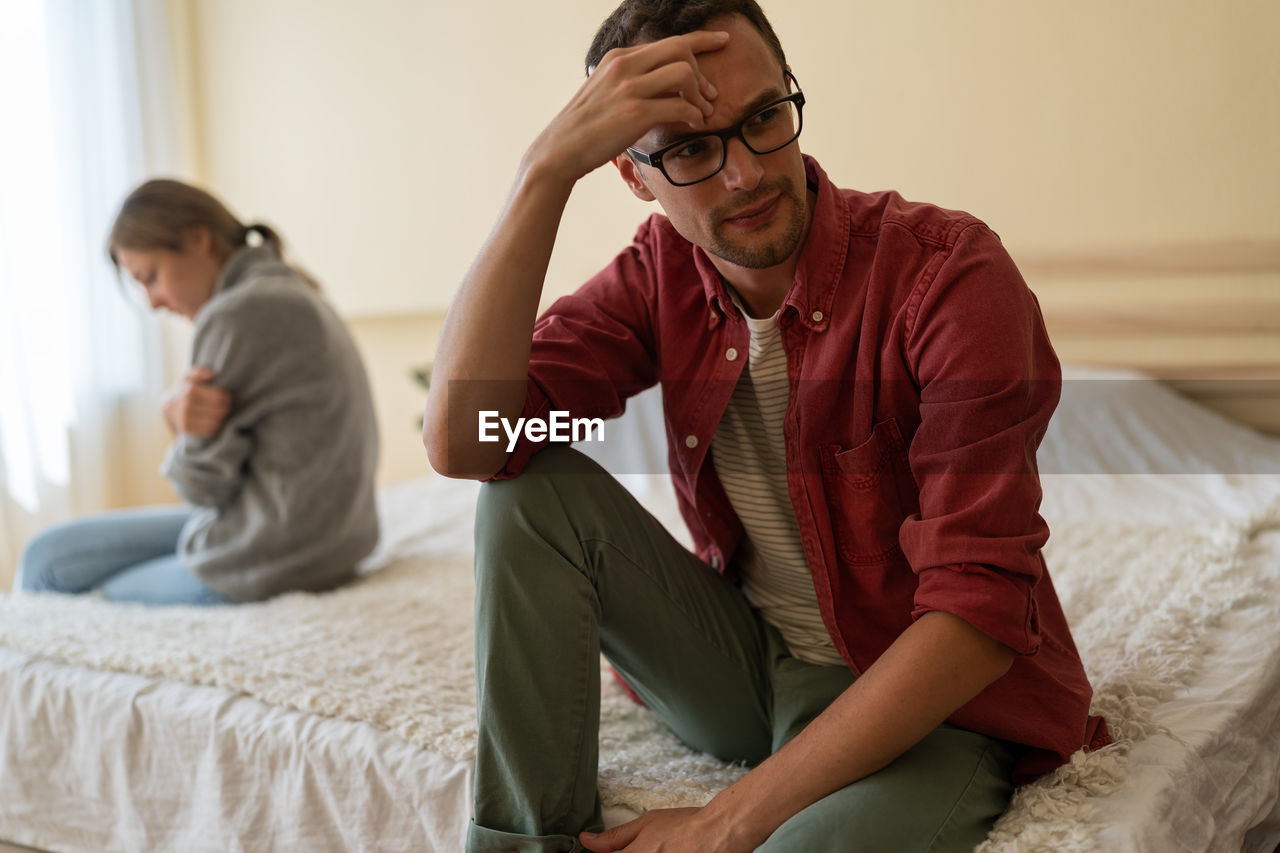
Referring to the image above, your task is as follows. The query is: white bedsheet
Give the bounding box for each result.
[1034,369,1280,852]
[0,648,472,852]
[2,373,1279,853]
[1072,529,1280,853]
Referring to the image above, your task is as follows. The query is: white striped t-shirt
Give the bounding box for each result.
[711,301,844,667]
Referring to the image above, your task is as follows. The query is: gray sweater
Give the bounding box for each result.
[161,245,379,601]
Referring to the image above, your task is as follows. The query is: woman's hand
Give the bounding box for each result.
[163,366,232,438]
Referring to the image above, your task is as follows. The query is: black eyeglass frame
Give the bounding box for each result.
[626,71,805,187]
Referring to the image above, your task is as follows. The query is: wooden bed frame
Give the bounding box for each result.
[343,238,1280,466]
[1019,239,1280,435]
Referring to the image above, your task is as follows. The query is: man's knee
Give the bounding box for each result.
[474,446,604,585]
[757,728,1015,852]
[474,444,616,543]
[479,444,592,504]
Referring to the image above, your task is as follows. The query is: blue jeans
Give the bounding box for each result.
[18,506,232,605]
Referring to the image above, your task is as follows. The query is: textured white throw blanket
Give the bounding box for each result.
[1,477,1275,851]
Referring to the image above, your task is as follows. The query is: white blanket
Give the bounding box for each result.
[3,471,1278,851]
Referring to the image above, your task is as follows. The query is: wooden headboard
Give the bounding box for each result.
[347,240,1280,456]
[1019,240,1280,435]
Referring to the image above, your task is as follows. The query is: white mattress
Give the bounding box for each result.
[0,648,472,852]
[2,371,1279,853]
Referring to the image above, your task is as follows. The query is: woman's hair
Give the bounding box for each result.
[107,178,283,265]
[585,0,786,76]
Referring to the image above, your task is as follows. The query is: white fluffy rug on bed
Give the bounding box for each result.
[1,477,1275,851]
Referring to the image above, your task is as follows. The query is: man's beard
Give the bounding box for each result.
[705,176,808,270]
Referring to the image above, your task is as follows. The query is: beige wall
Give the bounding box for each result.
[8,2,1278,590]
[181,0,1279,318]
[346,314,441,487]
[166,0,1280,488]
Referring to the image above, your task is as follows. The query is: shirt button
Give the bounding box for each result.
[725,347,739,361]
[685,435,699,449]
[811,310,824,322]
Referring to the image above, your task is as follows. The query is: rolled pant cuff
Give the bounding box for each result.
[466,819,587,853]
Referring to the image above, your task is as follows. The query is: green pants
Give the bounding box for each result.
[469,447,1017,853]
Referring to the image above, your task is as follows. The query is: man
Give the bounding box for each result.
[424,2,1109,851]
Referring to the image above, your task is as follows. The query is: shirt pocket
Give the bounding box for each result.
[821,418,912,564]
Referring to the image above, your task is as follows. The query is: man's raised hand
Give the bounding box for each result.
[529,29,730,186]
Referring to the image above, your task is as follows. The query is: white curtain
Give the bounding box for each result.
[0,0,185,588]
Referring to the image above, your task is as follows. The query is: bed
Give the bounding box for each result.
[2,364,1280,852]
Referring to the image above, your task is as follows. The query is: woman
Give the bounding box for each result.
[18,179,380,605]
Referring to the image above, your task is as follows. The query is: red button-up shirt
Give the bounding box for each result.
[495,156,1110,781]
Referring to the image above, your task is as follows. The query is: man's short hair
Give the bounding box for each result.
[585,0,787,77]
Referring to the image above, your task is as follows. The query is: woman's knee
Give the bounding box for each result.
[17,524,77,592]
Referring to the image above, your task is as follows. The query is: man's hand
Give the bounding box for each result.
[163,366,232,438]
[579,807,752,853]
[579,612,1016,852]
[531,29,729,186]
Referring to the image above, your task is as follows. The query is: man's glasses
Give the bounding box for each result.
[627,71,805,187]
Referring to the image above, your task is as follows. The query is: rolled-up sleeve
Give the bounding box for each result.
[161,430,252,508]
[897,223,1060,656]
[161,307,251,509]
[162,282,325,508]
[488,223,664,481]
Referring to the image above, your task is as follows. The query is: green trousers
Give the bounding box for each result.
[469,447,1017,853]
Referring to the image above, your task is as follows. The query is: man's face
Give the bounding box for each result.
[617,14,809,272]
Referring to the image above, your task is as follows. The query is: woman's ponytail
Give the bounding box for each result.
[243,222,284,255]
[244,221,320,291]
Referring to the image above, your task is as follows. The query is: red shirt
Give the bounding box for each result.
[495,156,1110,781]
